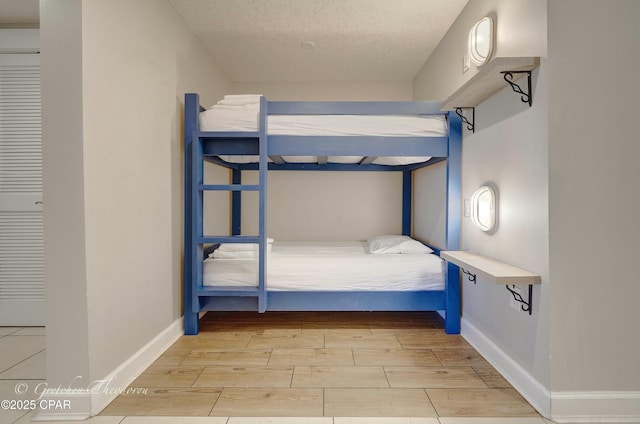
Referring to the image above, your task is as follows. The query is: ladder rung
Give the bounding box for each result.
[199,236,260,244]
[199,184,260,191]
[197,286,261,297]
[196,131,260,139]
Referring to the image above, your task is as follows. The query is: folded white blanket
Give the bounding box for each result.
[211,103,260,110]
[218,238,274,252]
[221,94,262,104]
[211,249,270,259]
[218,98,261,106]
[224,94,262,99]
[210,242,273,259]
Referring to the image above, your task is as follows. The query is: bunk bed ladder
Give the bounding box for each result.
[184,94,268,335]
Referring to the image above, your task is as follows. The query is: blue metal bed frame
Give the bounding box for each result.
[184,94,462,335]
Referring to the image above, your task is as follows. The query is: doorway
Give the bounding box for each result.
[0,52,44,326]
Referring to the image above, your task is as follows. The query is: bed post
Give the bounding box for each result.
[231,169,242,235]
[184,93,200,335]
[257,96,268,312]
[402,170,412,236]
[445,111,462,334]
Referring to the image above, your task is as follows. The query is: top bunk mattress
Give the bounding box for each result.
[199,108,448,137]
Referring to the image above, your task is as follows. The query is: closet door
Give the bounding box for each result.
[0,53,44,326]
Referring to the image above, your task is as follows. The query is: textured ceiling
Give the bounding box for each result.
[0,0,469,82]
[169,0,469,82]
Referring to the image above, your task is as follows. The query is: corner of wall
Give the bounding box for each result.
[462,318,551,418]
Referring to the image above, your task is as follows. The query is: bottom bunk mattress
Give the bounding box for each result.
[203,241,444,291]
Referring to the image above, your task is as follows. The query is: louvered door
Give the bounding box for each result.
[0,53,44,325]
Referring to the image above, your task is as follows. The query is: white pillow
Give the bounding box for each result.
[367,235,433,254]
[218,238,274,252]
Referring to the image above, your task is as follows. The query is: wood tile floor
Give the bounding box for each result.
[101,311,540,418]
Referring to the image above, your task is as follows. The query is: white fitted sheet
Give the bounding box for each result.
[203,241,445,291]
[199,108,448,136]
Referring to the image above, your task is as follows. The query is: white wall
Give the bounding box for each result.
[81,0,232,382]
[413,0,546,101]
[414,0,546,252]
[41,0,91,396]
[415,0,640,419]
[238,171,402,241]
[412,0,550,406]
[548,0,640,397]
[232,81,413,101]
[41,0,232,415]
[413,161,447,248]
[458,65,550,388]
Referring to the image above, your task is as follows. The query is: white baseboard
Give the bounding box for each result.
[30,393,91,421]
[461,317,551,418]
[550,391,640,423]
[462,318,640,422]
[89,317,184,415]
[32,317,184,421]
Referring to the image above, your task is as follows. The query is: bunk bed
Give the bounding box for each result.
[184,94,462,335]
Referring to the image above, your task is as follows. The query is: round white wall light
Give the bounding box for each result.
[471,185,496,232]
[468,17,494,66]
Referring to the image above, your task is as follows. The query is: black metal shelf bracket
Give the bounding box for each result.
[461,268,477,284]
[501,71,533,107]
[505,284,533,315]
[455,107,475,133]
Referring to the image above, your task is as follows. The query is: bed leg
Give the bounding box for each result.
[444,311,461,334]
[184,311,200,335]
[258,293,267,313]
[445,261,461,334]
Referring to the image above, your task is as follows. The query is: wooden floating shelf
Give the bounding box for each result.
[441,57,540,111]
[440,250,541,285]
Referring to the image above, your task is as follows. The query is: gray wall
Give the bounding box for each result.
[40,0,232,414]
[41,0,91,393]
[548,0,640,393]
[414,0,640,417]
[413,0,550,391]
[413,0,546,101]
